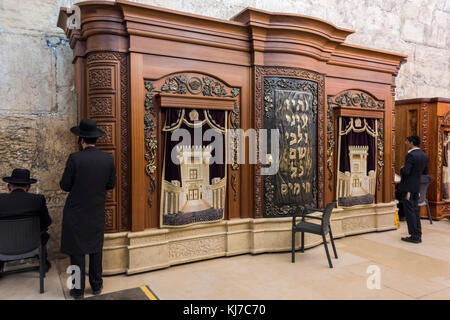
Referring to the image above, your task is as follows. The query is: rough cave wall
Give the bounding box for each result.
[0,0,449,258]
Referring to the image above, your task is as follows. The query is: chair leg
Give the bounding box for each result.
[291,229,295,263]
[426,201,432,224]
[301,232,305,252]
[322,234,333,268]
[44,245,48,278]
[329,229,338,259]
[39,246,44,294]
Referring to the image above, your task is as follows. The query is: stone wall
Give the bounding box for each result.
[0,0,449,258]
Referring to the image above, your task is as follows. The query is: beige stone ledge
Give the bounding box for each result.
[102,201,398,275]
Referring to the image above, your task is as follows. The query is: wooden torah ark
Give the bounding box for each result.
[395,98,450,220]
[57,0,407,234]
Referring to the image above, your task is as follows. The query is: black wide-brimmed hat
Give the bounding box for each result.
[3,168,37,185]
[70,119,104,138]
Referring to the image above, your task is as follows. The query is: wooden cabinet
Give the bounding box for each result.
[57,1,406,232]
[395,98,450,219]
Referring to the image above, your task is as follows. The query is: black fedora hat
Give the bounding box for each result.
[3,168,37,185]
[70,119,104,138]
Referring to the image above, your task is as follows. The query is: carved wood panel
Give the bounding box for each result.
[104,206,116,231]
[255,66,325,217]
[263,77,318,216]
[87,52,130,232]
[88,66,115,92]
[88,95,116,118]
[96,122,115,147]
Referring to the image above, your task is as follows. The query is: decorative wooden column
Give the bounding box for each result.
[57,2,131,233]
[86,52,130,232]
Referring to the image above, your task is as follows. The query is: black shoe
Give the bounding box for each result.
[92,285,103,295]
[399,217,406,221]
[401,236,421,243]
[69,289,84,300]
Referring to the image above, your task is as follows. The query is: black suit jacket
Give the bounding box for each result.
[60,146,116,255]
[398,148,429,193]
[0,189,51,232]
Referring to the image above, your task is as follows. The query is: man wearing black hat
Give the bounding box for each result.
[0,169,52,273]
[60,119,116,299]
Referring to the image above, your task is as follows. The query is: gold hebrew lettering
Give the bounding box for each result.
[281,183,288,196]
[302,115,308,129]
[304,98,309,111]
[289,148,297,160]
[298,165,305,178]
[290,164,298,179]
[294,183,301,195]
[298,147,307,159]
[297,126,302,141]
[289,133,297,145]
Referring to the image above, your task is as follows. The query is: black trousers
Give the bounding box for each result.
[395,190,406,219]
[70,251,103,295]
[403,192,422,240]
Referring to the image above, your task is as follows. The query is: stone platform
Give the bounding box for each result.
[102,201,398,275]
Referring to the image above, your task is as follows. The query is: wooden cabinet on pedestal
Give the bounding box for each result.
[395,98,450,220]
[56,0,407,274]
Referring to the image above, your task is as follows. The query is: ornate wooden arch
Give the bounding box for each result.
[143,72,242,210]
[327,89,385,201]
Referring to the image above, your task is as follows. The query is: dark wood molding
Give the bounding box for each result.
[332,107,384,119]
[157,93,236,110]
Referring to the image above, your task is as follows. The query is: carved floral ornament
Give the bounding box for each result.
[443,111,450,126]
[144,73,241,206]
[326,90,385,194]
[330,90,385,109]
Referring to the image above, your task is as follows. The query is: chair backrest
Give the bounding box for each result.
[418,175,431,205]
[0,216,41,255]
[322,201,337,232]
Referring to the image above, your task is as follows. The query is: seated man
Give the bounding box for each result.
[0,169,52,273]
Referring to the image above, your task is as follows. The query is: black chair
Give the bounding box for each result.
[292,201,338,268]
[419,174,432,224]
[0,216,47,293]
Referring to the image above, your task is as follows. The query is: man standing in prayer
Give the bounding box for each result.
[60,119,116,299]
[398,135,428,244]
